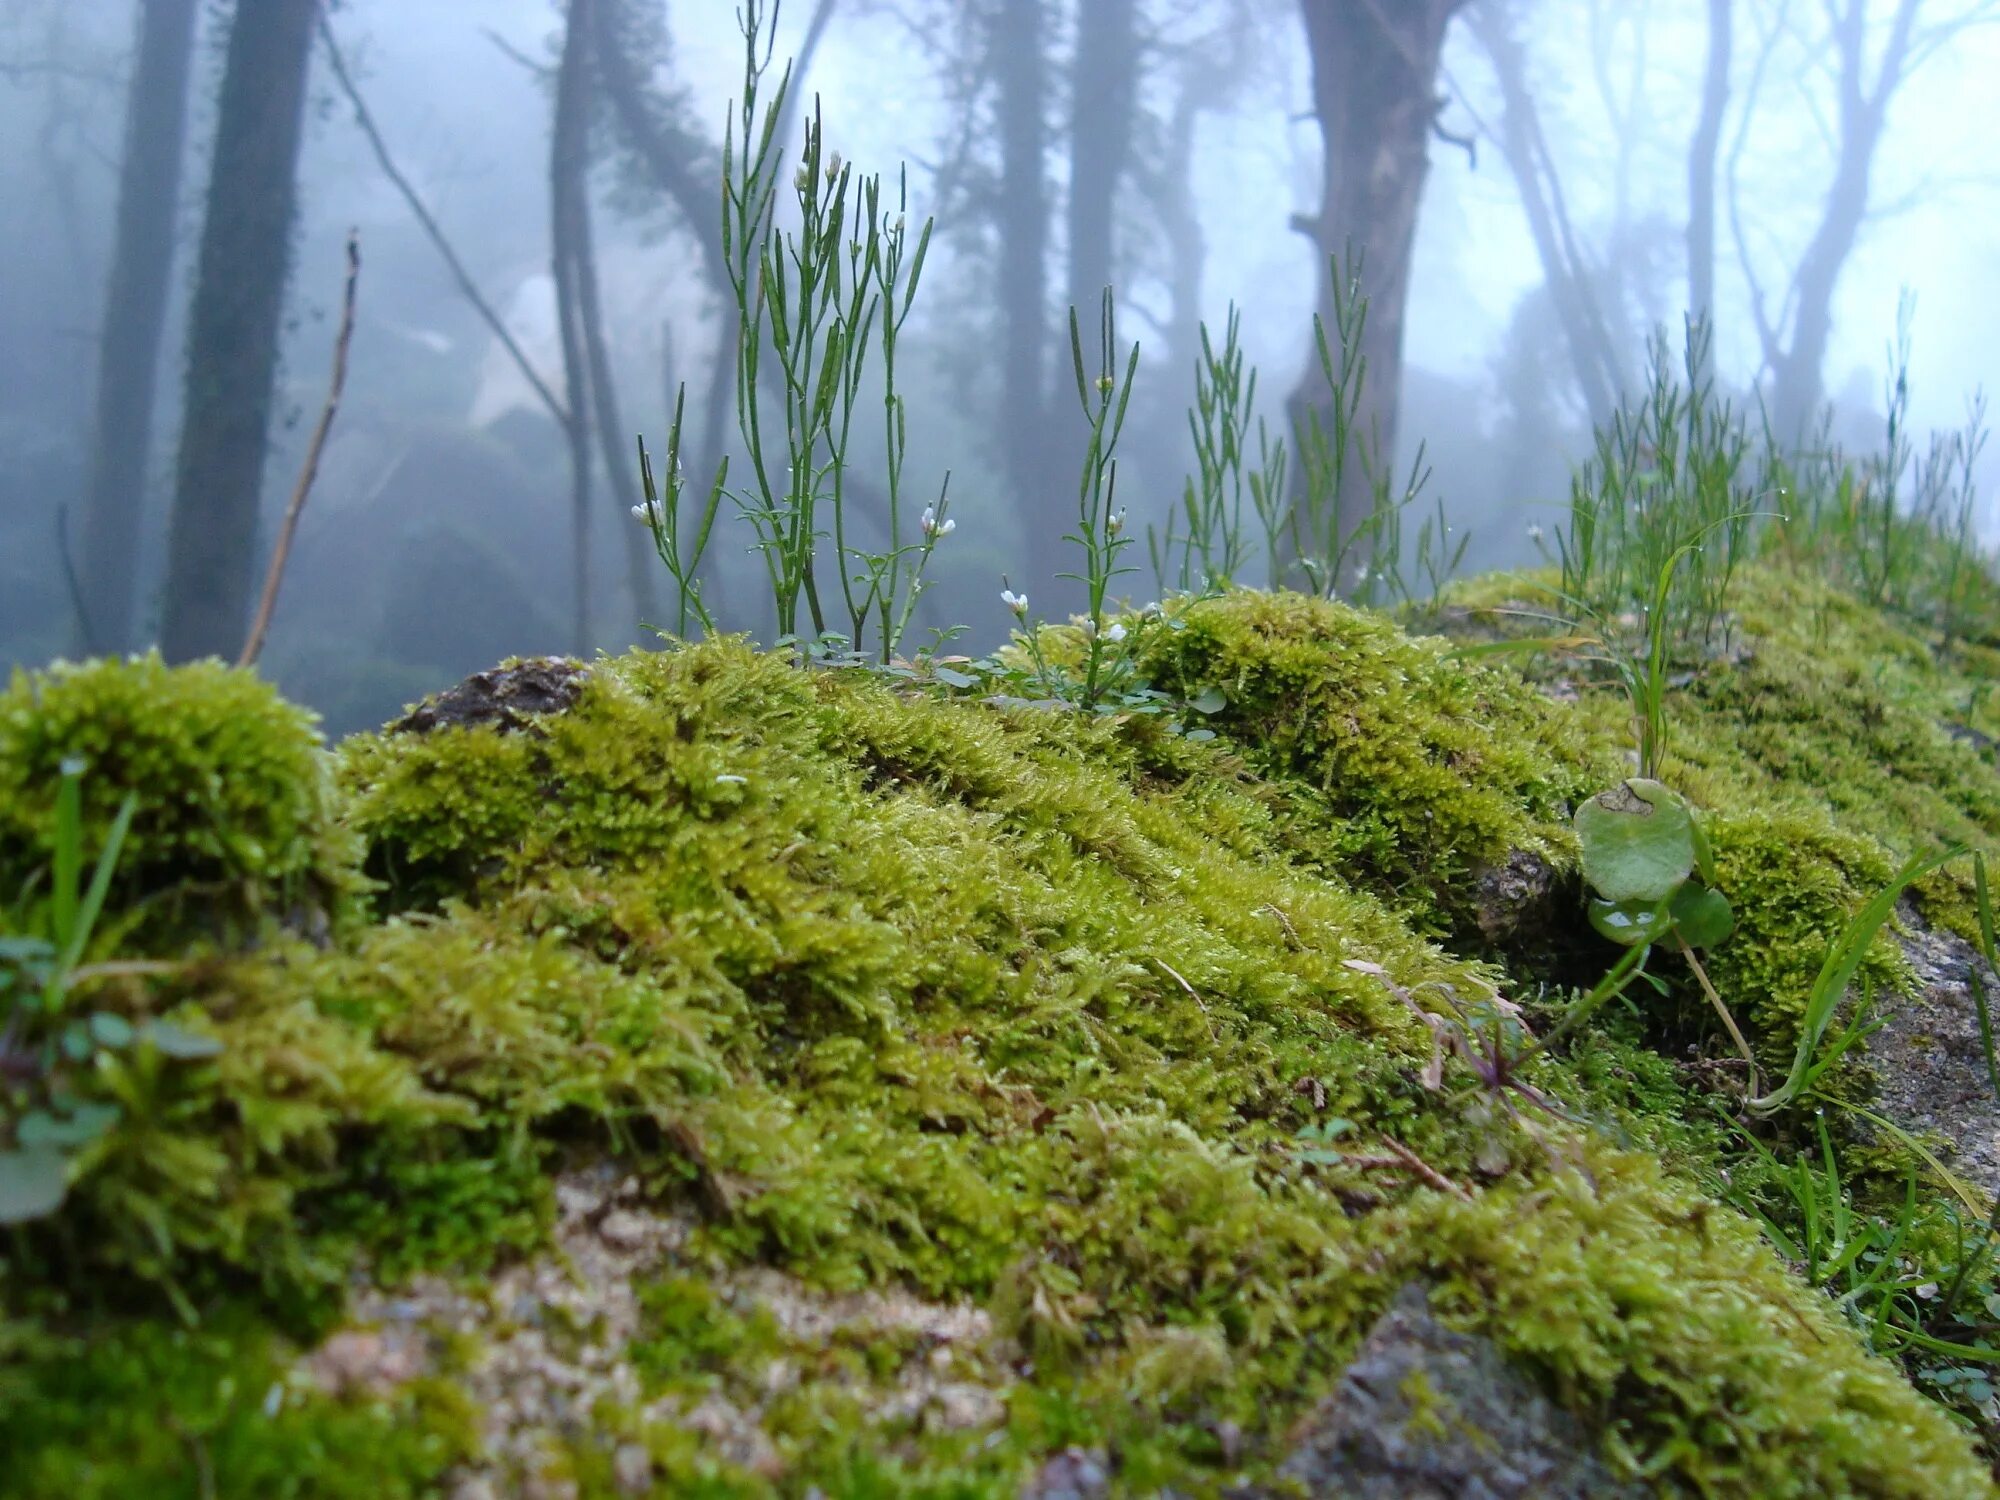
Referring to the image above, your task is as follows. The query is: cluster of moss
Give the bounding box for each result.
[3,583,1998,1496]
[1136,590,1616,937]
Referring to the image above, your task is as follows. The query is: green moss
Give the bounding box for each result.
[0,653,364,949]
[0,1309,476,1499]
[1405,1150,1991,1498]
[1135,589,1614,936]
[6,607,1995,1494]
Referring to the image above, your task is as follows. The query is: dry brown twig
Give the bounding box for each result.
[238,229,359,670]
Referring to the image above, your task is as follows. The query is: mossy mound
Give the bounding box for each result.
[1136,589,1615,937]
[0,652,363,948]
[1,619,1995,1497]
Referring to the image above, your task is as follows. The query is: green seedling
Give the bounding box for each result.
[0,759,216,1226]
[1571,777,1754,1093]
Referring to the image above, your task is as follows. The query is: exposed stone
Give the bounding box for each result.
[1251,1282,1643,1499]
[1868,900,2000,1197]
[1020,1445,1112,1500]
[611,1441,653,1496]
[296,1163,1011,1493]
[301,1326,429,1397]
[1468,847,1561,944]
[391,656,591,736]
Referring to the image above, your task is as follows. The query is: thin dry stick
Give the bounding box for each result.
[239,230,359,669]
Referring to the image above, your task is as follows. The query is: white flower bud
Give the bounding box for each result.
[1104,622,1128,643]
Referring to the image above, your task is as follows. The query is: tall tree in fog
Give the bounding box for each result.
[552,0,601,652]
[77,0,199,655]
[1291,0,1470,566]
[1467,3,1624,430]
[1687,0,1731,373]
[158,0,317,663]
[1735,0,1998,443]
[1064,0,1138,338]
[593,0,837,486]
[991,0,1059,598]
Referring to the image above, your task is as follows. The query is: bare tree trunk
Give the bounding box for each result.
[1063,0,1137,343]
[1469,6,1621,429]
[77,0,199,657]
[1766,0,1919,442]
[1149,76,1209,386]
[993,0,1058,602]
[552,0,595,653]
[1686,0,1731,365]
[158,0,317,664]
[565,0,658,635]
[1290,0,1467,572]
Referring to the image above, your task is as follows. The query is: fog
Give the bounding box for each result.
[3,0,1996,735]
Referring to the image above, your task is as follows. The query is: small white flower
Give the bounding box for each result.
[794,165,811,192]
[937,518,956,536]
[1107,508,1127,536]
[1002,588,1029,616]
[1527,523,1545,544]
[894,214,906,233]
[631,502,660,526]
[1104,622,1128,643]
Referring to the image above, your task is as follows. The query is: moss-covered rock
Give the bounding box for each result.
[5,600,1999,1496]
[1136,589,1615,938]
[0,652,364,949]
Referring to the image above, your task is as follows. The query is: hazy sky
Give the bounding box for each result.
[286,0,1999,522]
[4,0,1996,578]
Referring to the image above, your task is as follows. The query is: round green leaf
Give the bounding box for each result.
[16,1102,119,1148]
[1575,779,1696,904]
[88,1012,135,1049]
[0,1147,69,1225]
[1589,897,1674,947]
[1670,883,1736,949]
[141,1019,224,1061]
[1188,686,1228,715]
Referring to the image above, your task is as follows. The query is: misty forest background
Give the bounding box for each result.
[2,0,1997,738]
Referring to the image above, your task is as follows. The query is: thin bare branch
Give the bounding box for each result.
[317,15,570,426]
[240,231,360,669]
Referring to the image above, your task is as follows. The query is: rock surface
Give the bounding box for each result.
[1247,1282,1643,1499]
[1870,900,2000,1197]
[392,656,592,736]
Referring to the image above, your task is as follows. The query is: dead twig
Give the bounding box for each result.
[238,230,359,669]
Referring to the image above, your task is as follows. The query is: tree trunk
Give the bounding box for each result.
[1686,0,1730,369]
[158,0,318,664]
[564,0,658,637]
[1289,0,1466,580]
[1470,7,1621,430]
[77,0,199,656]
[1762,0,1920,443]
[552,0,595,653]
[993,0,1058,604]
[1063,0,1137,346]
